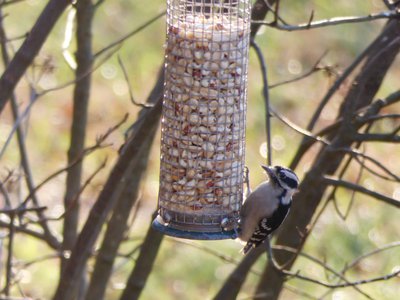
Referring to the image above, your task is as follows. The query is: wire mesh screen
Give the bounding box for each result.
[157,0,251,234]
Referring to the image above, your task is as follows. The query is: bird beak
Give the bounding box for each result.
[261,165,274,178]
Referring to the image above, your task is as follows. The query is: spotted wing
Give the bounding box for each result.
[241,203,291,255]
[241,218,274,254]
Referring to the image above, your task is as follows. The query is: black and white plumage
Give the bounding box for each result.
[239,165,299,254]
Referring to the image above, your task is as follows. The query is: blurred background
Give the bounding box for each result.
[0,0,399,299]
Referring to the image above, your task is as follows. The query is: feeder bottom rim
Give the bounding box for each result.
[152,216,238,240]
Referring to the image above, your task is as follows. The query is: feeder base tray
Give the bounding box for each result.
[152,216,238,240]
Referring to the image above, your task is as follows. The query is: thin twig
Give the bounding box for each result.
[352,155,398,182]
[117,55,153,108]
[354,133,400,143]
[0,179,12,208]
[271,107,329,145]
[273,0,281,25]
[252,10,400,31]
[38,43,120,96]
[319,241,400,299]
[291,87,400,169]
[251,39,272,165]
[94,10,165,58]
[58,158,107,221]
[0,6,59,247]
[0,206,47,215]
[168,238,262,276]
[269,105,400,185]
[330,136,368,221]
[360,113,400,124]
[274,245,373,299]
[344,241,400,273]
[299,24,400,161]
[269,103,400,184]
[269,50,329,89]
[0,219,60,249]
[282,285,318,300]
[4,212,15,296]
[260,0,287,25]
[0,91,38,160]
[0,0,71,114]
[0,0,26,8]
[265,239,400,289]
[18,114,127,208]
[337,151,364,220]
[382,0,393,9]
[323,176,400,208]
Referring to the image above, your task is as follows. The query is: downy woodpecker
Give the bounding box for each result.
[239,165,299,254]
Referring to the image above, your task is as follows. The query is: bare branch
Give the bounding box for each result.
[53,102,162,300]
[170,238,261,275]
[344,149,400,182]
[0,90,38,160]
[0,206,47,215]
[344,241,400,273]
[213,247,265,300]
[0,219,60,249]
[323,176,400,209]
[253,10,400,31]
[15,253,62,269]
[3,213,15,296]
[94,10,166,58]
[360,113,400,124]
[280,285,318,300]
[117,55,153,108]
[383,0,396,9]
[0,0,71,115]
[19,115,127,209]
[291,88,400,169]
[58,158,107,222]
[0,6,59,248]
[251,40,272,165]
[269,51,329,89]
[354,133,400,143]
[332,150,366,220]
[61,6,94,299]
[0,0,27,8]
[259,18,400,298]
[273,244,373,299]
[38,43,120,96]
[265,240,400,289]
[250,0,278,38]
[119,212,164,300]
[318,242,400,299]
[271,107,330,145]
[0,178,12,208]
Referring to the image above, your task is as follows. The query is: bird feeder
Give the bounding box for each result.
[152,0,251,240]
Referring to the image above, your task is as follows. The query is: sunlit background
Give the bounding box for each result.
[1,0,399,299]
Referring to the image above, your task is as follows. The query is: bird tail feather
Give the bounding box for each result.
[240,243,253,255]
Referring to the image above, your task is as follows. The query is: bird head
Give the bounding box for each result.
[262,165,299,195]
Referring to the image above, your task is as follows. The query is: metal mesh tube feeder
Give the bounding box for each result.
[153,0,251,240]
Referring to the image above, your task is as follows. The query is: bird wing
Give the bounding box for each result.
[239,182,280,242]
[240,182,279,218]
[241,203,291,255]
[241,218,274,254]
